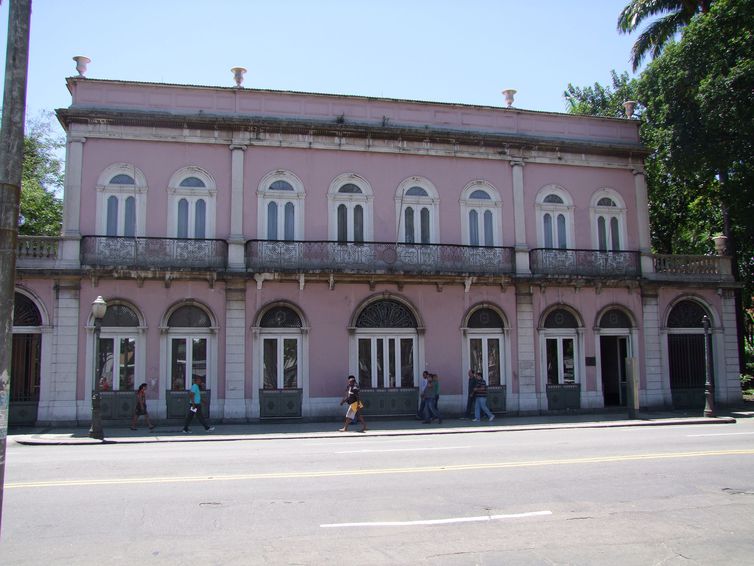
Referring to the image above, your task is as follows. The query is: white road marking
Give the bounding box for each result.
[687,431,754,437]
[321,510,552,528]
[336,446,472,454]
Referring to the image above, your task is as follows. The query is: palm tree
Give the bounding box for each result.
[617,0,712,70]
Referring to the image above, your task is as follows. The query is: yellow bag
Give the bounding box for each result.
[349,401,359,413]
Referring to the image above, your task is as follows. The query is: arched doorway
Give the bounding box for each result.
[465,305,509,413]
[164,303,215,418]
[541,307,583,410]
[354,298,419,388]
[598,308,633,407]
[667,300,711,409]
[255,303,306,418]
[11,293,42,425]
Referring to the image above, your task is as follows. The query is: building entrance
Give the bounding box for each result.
[600,336,628,406]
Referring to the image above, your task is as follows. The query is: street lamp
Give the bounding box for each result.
[89,296,107,440]
[702,315,716,418]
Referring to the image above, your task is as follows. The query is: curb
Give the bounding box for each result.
[11,416,737,446]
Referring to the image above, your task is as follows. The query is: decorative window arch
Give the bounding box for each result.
[536,185,574,249]
[257,170,305,241]
[540,306,583,387]
[95,164,148,237]
[167,167,217,239]
[327,173,374,243]
[395,177,439,244]
[351,296,422,388]
[254,303,307,391]
[460,181,502,247]
[162,302,217,398]
[590,189,627,251]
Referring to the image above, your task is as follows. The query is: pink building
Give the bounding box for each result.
[11,70,742,425]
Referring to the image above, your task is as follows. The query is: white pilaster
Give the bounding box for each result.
[641,291,667,407]
[515,285,539,411]
[633,168,654,275]
[511,159,530,274]
[43,281,81,422]
[60,136,85,267]
[718,289,743,404]
[228,144,247,270]
[223,283,248,419]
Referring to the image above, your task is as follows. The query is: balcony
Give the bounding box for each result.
[245,240,515,276]
[16,236,61,268]
[81,236,228,270]
[651,253,733,282]
[529,248,641,278]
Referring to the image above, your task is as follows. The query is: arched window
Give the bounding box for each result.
[167,168,216,239]
[460,181,502,247]
[354,299,419,388]
[96,164,147,237]
[536,186,573,249]
[396,178,439,245]
[259,305,304,390]
[591,190,627,251]
[328,175,373,243]
[94,303,141,392]
[166,304,214,393]
[258,171,305,241]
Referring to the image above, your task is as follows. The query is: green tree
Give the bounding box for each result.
[19,115,63,236]
[618,0,712,71]
[563,70,642,118]
[638,0,754,283]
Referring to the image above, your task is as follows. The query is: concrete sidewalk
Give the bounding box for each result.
[9,408,747,446]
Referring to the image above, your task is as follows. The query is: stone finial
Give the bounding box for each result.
[712,234,728,256]
[623,100,637,118]
[502,88,517,108]
[73,56,91,78]
[231,67,247,88]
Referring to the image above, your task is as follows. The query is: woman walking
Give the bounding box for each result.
[131,383,155,431]
[339,375,367,432]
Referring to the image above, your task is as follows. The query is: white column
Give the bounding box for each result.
[641,290,667,407]
[515,284,539,411]
[228,144,247,269]
[60,136,85,267]
[633,168,654,275]
[42,280,81,423]
[510,159,530,274]
[223,283,248,419]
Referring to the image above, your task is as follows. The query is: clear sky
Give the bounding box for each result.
[1,0,640,133]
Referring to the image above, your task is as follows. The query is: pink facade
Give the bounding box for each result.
[10,76,741,425]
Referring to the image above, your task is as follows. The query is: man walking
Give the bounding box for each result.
[472,371,495,422]
[183,375,215,433]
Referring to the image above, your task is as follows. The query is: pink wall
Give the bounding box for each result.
[70,79,641,147]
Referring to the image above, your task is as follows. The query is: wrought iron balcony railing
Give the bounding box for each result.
[652,253,733,281]
[530,248,641,277]
[81,236,228,270]
[246,240,515,276]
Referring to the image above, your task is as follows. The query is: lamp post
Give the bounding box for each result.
[89,296,107,440]
[702,315,716,417]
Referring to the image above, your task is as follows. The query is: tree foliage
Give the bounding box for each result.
[20,114,63,236]
[617,0,712,71]
[564,70,643,118]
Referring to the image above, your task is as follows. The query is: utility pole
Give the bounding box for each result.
[0,0,32,535]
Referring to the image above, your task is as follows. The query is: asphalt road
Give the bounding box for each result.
[3,419,754,565]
